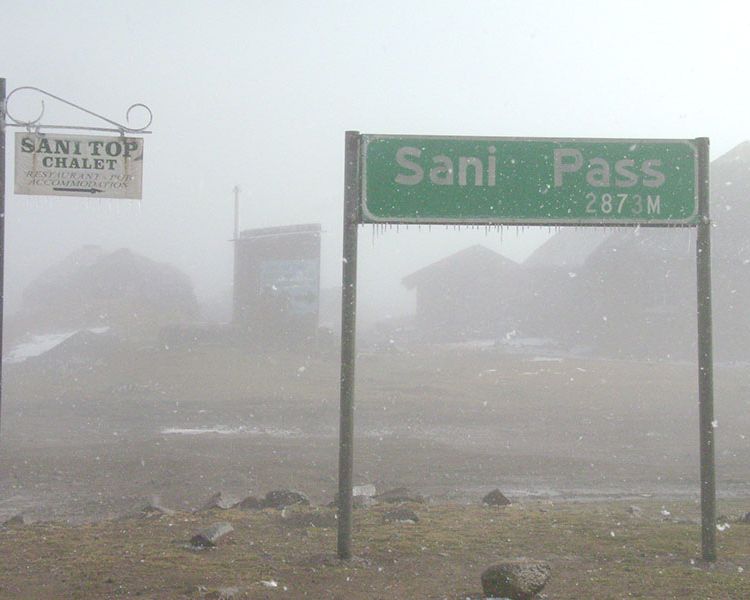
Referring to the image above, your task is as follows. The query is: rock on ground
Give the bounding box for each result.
[203,586,242,599]
[237,495,262,510]
[382,508,419,524]
[190,522,234,548]
[374,487,425,504]
[141,497,175,517]
[2,514,31,527]
[352,484,376,497]
[627,505,643,518]
[263,490,309,509]
[481,559,551,600]
[329,491,378,509]
[482,489,512,506]
[353,494,377,508]
[200,491,240,511]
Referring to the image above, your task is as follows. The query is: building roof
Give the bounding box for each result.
[523,228,612,269]
[402,244,519,290]
[237,223,321,241]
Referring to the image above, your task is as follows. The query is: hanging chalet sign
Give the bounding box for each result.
[14,132,144,199]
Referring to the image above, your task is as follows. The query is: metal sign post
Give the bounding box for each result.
[0,78,6,435]
[337,131,360,559]
[337,132,717,562]
[695,137,716,561]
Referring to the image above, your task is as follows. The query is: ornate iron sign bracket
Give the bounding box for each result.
[3,86,153,135]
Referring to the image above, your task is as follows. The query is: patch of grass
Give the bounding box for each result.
[1,499,749,599]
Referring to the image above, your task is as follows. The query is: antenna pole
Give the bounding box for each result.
[233,185,240,240]
[0,77,6,437]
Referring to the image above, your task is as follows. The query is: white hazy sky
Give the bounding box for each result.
[3,0,750,319]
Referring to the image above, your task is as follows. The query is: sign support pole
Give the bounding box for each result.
[337,131,360,559]
[0,77,6,436]
[695,137,716,562]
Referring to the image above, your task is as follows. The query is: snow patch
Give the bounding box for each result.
[160,425,300,438]
[4,327,110,364]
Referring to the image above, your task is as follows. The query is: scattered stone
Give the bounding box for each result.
[190,522,234,548]
[627,505,643,518]
[353,494,377,509]
[374,487,425,504]
[203,586,241,599]
[201,492,240,511]
[352,484,376,497]
[263,489,309,509]
[237,495,262,510]
[482,489,512,506]
[481,560,551,600]
[2,513,31,527]
[382,508,419,524]
[329,490,378,509]
[141,497,175,517]
[739,512,750,523]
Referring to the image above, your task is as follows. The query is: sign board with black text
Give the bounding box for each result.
[14,132,143,199]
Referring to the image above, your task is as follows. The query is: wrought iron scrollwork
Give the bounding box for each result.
[4,86,153,134]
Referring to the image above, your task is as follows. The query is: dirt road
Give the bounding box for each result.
[1,343,748,522]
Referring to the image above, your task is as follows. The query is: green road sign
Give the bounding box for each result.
[360,135,699,226]
[339,132,715,563]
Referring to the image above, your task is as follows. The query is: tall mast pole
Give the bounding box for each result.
[0,77,6,436]
[232,185,240,325]
[233,185,240,241]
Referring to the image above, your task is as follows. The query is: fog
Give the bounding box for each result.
[2,2,750,597]
[3,1,750,317]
